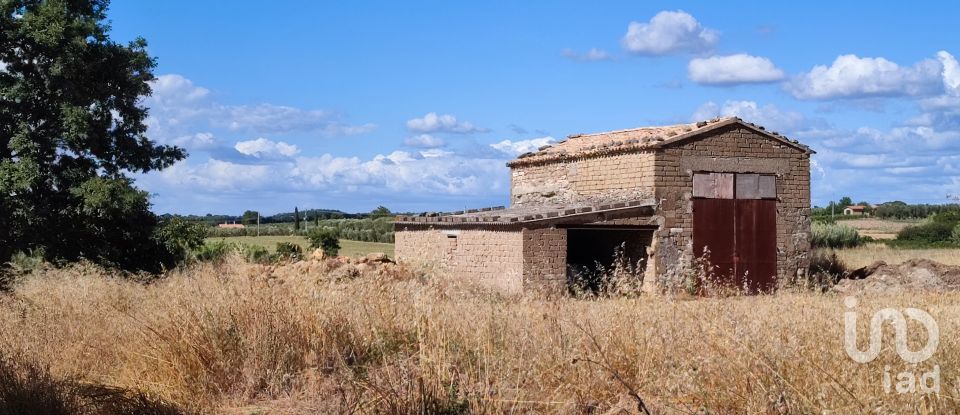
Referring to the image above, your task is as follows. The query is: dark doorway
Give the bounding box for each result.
[566,228,653,292]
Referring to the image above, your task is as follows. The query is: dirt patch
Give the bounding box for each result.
[834,258,960,294]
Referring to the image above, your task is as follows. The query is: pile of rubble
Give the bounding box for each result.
[262,249,415,283]
[834,258,960,294]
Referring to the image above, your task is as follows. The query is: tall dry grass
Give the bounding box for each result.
[1,256,959,413]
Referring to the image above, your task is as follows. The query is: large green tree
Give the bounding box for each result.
[0,0,185,271]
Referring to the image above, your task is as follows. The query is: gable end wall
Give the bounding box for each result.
[651,125,811,286]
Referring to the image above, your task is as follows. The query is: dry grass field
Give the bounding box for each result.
[1,257,959,414]
[831,243,960,268]
[839,218,918,240]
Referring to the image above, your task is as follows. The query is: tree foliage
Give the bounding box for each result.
[0,0,185,271]
[369,205,392,218]
[307,228,340,257]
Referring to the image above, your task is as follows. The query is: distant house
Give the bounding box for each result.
[843,205,868,216]
[218,223,245,229]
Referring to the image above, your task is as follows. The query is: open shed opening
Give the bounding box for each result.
[566,228,653,292]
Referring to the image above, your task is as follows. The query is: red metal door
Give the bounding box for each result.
[735,199,777,293]
[692,199,737,283]
[693,188,777,292]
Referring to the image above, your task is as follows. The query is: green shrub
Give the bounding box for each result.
[236,244,272,264]
[193,241,273,263]
[307,229,341,257]
[154,218,207,264]
[811,222,862,249]
[193,241,234,263]
[275,242,303,261]
[895,211,960,246]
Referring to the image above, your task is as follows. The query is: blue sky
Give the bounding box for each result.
[107,1,960,215]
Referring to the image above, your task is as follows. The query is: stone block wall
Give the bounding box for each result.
[511,152,655,205]
[521,227,567,293]
[651,125,811,285]
[395,227,525,294]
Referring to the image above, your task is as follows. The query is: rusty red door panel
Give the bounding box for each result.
[692,198,737,284]
[735,199,777,293]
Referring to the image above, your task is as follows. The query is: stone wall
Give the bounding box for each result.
[511,152,655,205]
[651,124,811,286]
[521,227,567,293]
[395,228,525,293]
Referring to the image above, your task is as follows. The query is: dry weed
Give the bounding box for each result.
[1,254,959,413]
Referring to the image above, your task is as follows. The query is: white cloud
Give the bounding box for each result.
[621,10,717,55]
[405,112,487,134]
[0,61,6,72]
[216,104,377,135]
[404,134,446,148]
[687,54,785,85]
[169,132,218,150]
[420,148,454,158]
[155,151,507,197]
[561,48,612,62]
[787,54,942,100]
[938,51,960,95]
[144,74,376,141]
[158,159,274,191]
[692,100,806,133]
[234,138,300,158]
[490,137,555,156]
[149,74,210,106]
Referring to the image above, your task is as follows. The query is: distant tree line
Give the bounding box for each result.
[872,201,960,220]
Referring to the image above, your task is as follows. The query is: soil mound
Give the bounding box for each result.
[834,258,960,294]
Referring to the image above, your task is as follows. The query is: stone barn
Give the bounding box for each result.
[394,117,812,294]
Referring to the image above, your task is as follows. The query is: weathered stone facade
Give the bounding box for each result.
[511,152,656,205]
[651,124,811,285]
[395,228,525,293]
[395,117,812,294]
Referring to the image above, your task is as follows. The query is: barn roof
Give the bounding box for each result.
[394,197,656,227]
[507,117,813,167]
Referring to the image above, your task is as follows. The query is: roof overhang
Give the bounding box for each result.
[394,198,657,229]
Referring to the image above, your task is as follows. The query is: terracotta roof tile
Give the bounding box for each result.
[508,117,812,167]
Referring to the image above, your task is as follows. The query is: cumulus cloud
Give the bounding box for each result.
[490,137,555,156]
[692,100,807,133]
[621,10,718,55]
[561,48,612,62]
[215,104,377,135]
[149,74,210,106]
[687,54,785,85]
[144,74,376,142]
[157,159,274,192]
[234,138,300,158]
[404,134,446,148]
[153,150,509,199]
[939,51,960,95]
[787,54,943,100]
[168,132,218,150]
[405,112,487,134]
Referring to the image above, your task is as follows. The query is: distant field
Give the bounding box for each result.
[839,217,918,240]
[831,243,960,268]
[204,235,394,257]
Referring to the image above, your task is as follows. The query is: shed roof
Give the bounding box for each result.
[507,117,813,167]
[394,198,656,227]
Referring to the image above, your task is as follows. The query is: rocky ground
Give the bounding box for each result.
[834,258,960,294]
